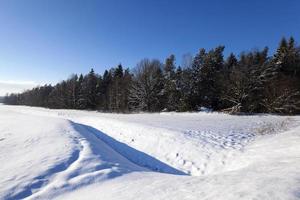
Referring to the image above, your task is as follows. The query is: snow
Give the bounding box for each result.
[0,105,300,200]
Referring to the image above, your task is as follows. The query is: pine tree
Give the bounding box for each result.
[163,54,179,111]
[112,64,124,111]
[101,70,112,111]
[190,48,206,108]
[199,46,225,110]
[175,66,193,111]
[225,53,238,70]
[262,38,300,114]
[120,68,132,112]
[85,68,98,109]
[76,74,87,109]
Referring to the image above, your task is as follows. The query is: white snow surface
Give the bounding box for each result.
[0,105,300,200]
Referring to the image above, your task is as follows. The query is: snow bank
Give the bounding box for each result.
[0,105,299,200]
[0,107,144,199]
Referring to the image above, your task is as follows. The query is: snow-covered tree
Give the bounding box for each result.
[129,59,164,112]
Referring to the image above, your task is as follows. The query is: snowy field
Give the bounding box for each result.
[0,105,300,200]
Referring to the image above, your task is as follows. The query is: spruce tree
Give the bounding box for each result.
[163,55,179,111]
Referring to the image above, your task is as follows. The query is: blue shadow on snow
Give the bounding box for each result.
[74,122,186,176]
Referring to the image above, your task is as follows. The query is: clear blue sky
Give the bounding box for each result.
[0,0,299,94]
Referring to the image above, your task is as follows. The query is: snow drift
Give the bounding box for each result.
[0,105,299,200]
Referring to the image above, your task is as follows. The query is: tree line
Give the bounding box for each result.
[4,37,300,114]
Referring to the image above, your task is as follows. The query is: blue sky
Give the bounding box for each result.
[0,0,299,95]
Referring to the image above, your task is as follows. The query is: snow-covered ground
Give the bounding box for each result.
[0,105,300,200]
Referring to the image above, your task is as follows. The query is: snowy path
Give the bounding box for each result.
[0,105,300,200]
